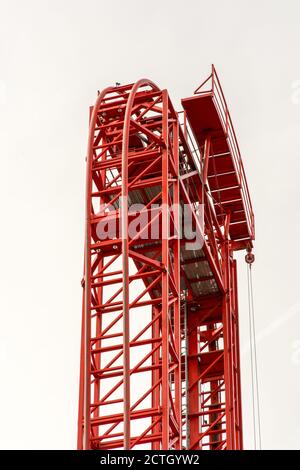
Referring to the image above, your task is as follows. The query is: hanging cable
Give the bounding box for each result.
[247,264,257,449]
[248,263,262,449]
[246,250,262,449]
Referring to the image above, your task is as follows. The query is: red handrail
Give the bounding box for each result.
[195,66,255,240]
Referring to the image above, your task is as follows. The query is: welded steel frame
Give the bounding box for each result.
[185,216,243,450]
[78,81,182,450]
[78,69,253,451]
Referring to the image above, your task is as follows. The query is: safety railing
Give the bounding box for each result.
[178,110,202,174]
[194,65,255,240]
[177,112,224,275]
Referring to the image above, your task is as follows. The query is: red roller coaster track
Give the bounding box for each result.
[77,66,255,450]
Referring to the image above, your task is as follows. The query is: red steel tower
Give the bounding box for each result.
[77,66,255,450]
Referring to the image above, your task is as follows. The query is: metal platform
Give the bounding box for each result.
[182,67,254,248]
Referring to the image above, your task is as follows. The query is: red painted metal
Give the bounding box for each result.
[78,66,255,450]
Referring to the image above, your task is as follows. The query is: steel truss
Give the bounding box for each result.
[78,68,254,450]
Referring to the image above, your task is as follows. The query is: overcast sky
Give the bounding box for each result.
[0,0,300,449]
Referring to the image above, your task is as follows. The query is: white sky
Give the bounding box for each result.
[0,0,300,449]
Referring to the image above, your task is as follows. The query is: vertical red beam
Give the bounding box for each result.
[151,305,161,450]
[221,213,245,449]
[121,87,131,451]
[161,89,170,449]
[83,87,113,450]
[173,113,181,449]
[232,259,243,448]
[84,124,92,451]
[222,214,234,449]
[187,311,200,449]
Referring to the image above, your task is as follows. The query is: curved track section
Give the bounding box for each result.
[78,81,182,449]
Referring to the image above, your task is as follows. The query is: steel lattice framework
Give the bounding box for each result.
[77,67,255,450]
